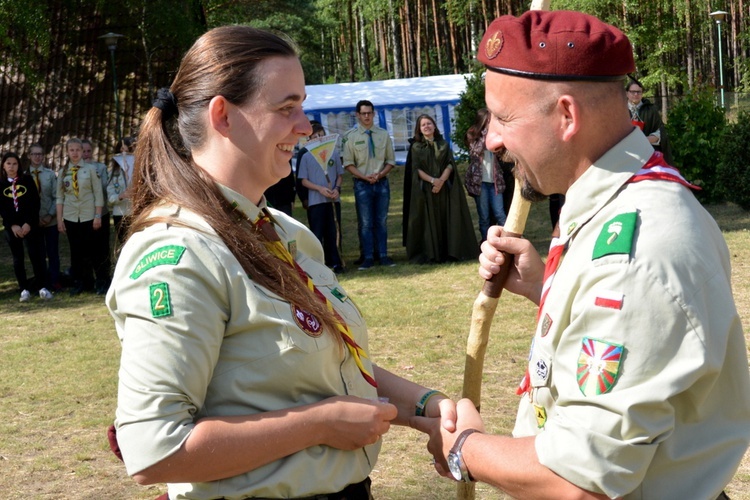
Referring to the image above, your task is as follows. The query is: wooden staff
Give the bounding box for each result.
[457,2,549,498]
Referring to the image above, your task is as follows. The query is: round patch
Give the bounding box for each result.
[292,305,323,337]
[484,30,504,59]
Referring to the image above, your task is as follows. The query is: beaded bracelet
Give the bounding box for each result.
[415,389,447,417]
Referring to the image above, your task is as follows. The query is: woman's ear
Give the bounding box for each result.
[207,95,231,137]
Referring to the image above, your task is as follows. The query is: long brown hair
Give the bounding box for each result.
[129,25,342,343]
[412,114,443,143]
[465,108,490,149]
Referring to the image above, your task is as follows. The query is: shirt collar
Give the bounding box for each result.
[557,128,653,240]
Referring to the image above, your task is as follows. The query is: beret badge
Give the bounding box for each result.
[484,30,504,60]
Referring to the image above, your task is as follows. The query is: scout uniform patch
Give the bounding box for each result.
[594,290,625,310]
[292,305,323,337]
[131,245,186,279]
[540,313,553,337]
[149,282,173,318]
[534,404,547,428]
[576,337,623,396]
[592,212,637,260]
[331,287,348,303]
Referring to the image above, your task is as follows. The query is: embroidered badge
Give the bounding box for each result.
[149,282,173,318]
[2,184,28,198]
[576,337,624,396]
[287,240,297,259]
[534,404,547,428]
[130,245,186,279]
[540,313,553,337]
[566,222,577,235]
[535,359,549,380]
[594,290,624,310]
[292,305,323,337]
[331,287,348,303]
[484,30,504,59]
[592,212,637,260]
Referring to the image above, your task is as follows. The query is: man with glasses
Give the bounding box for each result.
[27,143,60,292]
[342,100,396,270]
[627,79,673,163]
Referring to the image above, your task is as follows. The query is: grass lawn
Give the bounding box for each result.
[1,165,748,499]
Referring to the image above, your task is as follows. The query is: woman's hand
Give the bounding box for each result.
[93,216,102,231]
[57,219,66,234]
[20,223,31,237]
[314,396,398,450]
[11,225,24,238]
[431,178,445,194]
[479,226,544,304]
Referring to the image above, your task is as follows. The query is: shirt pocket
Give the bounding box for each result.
[295,253,365,329]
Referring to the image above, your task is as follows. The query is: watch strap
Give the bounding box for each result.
[450,428,481,482]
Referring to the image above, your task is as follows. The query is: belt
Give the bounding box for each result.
[231,477,372,500]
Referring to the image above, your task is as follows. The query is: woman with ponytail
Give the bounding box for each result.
[106,26,452,499]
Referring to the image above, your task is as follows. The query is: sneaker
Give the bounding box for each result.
[358,259,375,271]
[379,257,396,267]
[19,290,31,302]
[332,265,345,274]
[39,288,54,300]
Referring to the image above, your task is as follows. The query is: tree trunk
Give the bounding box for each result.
[431,0,443,70]
[685,0,694,91]
[389,0,402,78]
[347,0,355,81]
[359,8,371,80]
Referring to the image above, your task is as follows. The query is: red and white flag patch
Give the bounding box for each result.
[594,290,624,310]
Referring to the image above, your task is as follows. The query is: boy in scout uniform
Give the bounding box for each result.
[414,10,750,499]
[56,138,104,295]
[342,100,396,270]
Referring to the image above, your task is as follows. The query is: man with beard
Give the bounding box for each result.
[412,10,750,500]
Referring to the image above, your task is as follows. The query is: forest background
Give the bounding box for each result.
[1,0,748,165]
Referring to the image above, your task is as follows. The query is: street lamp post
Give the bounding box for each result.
[99,32,125,141]
[709,11,728,109]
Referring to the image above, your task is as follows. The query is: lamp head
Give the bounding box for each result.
[99,32,124,51]
[709,11,728,23]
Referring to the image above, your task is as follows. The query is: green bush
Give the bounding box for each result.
[717,111,750,210]
[451,68,486,157]
[666,87,727,203]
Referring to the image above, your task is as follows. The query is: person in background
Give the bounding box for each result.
[263,170,296,216]
[106,25,452,500]
[405,114,477,263]
[1,152,52,301]
[82,138,111,294]
[464,108,510,242]
[342,100,396,270]
[107,153,132,255]
[112,136,135,183]
[627,78,673,164]
[27,143,60,291]
[297,122,345,273]
[414,10,750,499]
[57,138,104,295]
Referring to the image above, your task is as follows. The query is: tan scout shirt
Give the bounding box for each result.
[28,165,57,227]
[342,124,395,176]
[514,130,750,499]
[56,162,104,222]
[107,185,379,500]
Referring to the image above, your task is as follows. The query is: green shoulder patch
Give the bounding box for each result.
[149,282,173,318]
[130,245,186,279]
[592,212,637,260]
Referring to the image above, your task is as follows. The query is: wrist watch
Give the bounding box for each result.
[448,428,481,482]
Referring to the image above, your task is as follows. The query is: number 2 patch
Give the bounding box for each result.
[150,282,173,318]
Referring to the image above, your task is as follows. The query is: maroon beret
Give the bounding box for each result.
[478,10,635,81]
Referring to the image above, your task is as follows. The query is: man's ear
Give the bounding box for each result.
[557,95,580,142]
[207,95,231,137]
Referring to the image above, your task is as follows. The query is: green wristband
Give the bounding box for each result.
[415,389,446,417]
